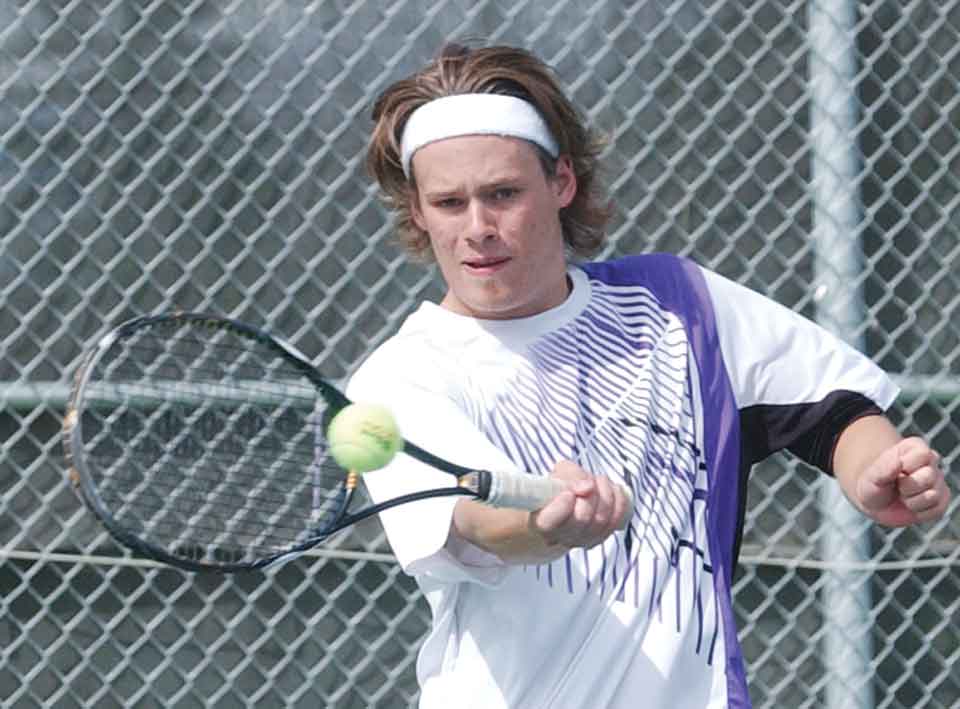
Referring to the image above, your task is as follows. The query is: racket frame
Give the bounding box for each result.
[63,312,630,573]
[62,313,502,572]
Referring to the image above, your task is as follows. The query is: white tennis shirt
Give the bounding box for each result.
[346,254,898,709]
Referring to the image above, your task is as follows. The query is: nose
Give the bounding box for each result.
[465,200,497,245]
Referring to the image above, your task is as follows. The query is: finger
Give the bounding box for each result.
[902,477,950,515]
[861,445,904,488]
[613,483,634,529]
[910,495,949,523]
[548,460,599,502]
[570,474,601,502]
[531,490,578,532]
[898,437,940,474]
[858,452,903,511]
[897,464,940,498]
[551,459,590,485]
[548,482,614,546]
[586,475,616,528]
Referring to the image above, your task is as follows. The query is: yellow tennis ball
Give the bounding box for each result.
[327,403,403,472]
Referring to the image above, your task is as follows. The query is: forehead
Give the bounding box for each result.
[410,134,544,189]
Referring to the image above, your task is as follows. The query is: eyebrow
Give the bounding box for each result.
[420,187,462,201]
[421,175,525,201]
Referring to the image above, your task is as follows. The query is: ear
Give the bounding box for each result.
[553,156,577,209]
[408,186,427,232]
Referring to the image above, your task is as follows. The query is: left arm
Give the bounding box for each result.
[832,414,950,526]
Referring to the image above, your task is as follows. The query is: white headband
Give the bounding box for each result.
[400,93,560,178]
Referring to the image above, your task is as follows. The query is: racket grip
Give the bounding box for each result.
[484,471,634,531]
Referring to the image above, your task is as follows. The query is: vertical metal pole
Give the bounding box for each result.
[808,1,875,708]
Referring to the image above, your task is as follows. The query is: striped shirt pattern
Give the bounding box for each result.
[471,278,720,664]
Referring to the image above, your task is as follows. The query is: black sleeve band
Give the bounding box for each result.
[739,390,884,475]
[731,391,884,568]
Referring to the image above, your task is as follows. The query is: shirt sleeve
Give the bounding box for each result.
[699,265,900,471]
[346,340,519,585]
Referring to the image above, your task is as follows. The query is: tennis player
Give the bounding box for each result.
[347,43,950,708]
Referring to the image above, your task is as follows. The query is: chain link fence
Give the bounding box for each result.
[1,1,957,707]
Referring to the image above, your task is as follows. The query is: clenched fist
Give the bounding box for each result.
[854,436,950,527]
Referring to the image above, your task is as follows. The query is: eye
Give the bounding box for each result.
[491,187,519,201]
[433,197,463,210]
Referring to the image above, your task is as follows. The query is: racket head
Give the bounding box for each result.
[63,313,354,572]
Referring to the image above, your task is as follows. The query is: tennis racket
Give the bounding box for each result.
[63,312,634,573]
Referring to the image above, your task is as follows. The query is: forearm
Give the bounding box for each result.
[452,499,567,565]
[832,414,949,526]
[832,414,901,514]
[451,463,632,564]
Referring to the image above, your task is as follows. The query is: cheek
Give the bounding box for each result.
[426,228,461,270]
[426,222,456,252]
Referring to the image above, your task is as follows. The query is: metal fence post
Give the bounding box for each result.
[809,1,874,707]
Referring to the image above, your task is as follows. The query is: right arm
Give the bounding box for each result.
[452,460,631,564]
[349,338,627,574]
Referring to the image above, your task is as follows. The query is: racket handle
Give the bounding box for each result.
[483,471,634,531]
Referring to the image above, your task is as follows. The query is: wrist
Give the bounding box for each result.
[453,500,569,564]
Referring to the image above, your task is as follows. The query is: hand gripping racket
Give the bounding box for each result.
[63,312,634,573]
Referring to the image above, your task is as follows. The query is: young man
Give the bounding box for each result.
[348,44,950,708]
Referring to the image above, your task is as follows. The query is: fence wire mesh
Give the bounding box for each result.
[1,1,958,707]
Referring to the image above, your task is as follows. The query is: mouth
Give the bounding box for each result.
[463,256,511,274]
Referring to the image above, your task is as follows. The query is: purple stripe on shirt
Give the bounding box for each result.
[582,254,752,709]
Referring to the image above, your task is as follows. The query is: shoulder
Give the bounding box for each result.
[345,302,468,406]
[580,253,713,306]
[581,254,795,326]
[579,254,720,329]
[580,253,701,288]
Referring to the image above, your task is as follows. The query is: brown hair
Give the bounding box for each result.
[366,43,610,260]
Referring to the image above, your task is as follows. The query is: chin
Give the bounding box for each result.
[475,301,537,320]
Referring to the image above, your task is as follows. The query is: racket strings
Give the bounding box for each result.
[86,405,330,485]
[75,322,351,563]
[83,404,342,509]
[83,443,344,521]
[82,389,337,485]
[85,453,340,517]
[93,482,341,548]
[100,339,320,402]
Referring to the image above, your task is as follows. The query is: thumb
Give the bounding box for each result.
[857,443,905,510]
